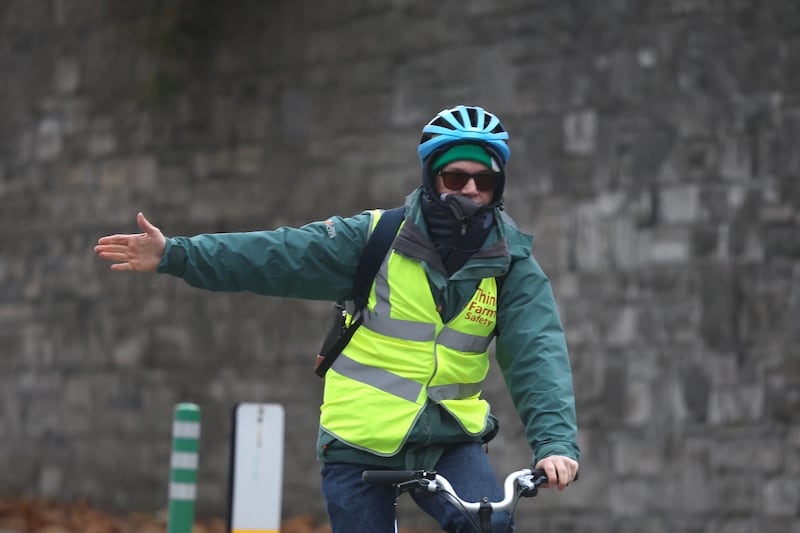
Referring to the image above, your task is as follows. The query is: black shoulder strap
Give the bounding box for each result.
[351,206,406,310]
[314,207,406,379]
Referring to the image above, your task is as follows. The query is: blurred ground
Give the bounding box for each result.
[0,496,437,533]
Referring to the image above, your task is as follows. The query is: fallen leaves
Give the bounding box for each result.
[0,497,436,533]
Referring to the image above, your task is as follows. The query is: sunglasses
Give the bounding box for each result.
[437,170,501,192]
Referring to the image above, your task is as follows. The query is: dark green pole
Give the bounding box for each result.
[167,403,201,533]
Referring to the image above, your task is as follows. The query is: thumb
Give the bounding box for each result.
[137,212,159,236]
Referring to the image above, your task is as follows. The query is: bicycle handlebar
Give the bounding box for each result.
[361,470,428,485]
[362,468,550,513]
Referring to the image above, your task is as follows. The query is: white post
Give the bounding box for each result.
[228,403,285,533]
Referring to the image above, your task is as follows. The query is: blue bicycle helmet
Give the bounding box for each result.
[418,105,510,165]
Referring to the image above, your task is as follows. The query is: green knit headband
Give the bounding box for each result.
[432,144,494,172]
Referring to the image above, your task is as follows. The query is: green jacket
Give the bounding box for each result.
[158,189,580,469]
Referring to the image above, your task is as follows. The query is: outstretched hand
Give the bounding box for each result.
[95,212,166,272]
[535,455,579,491]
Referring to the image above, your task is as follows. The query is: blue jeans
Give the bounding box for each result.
[321,442,513,532]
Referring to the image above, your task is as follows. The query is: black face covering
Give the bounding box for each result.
[420,143,504,276]
[421,189,495,276]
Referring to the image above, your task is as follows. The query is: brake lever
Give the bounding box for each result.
[396,472,438,494]
[518,470,548,497]
[520,469,579,497]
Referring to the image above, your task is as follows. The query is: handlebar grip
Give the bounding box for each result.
[528,467,579,487]
[362,470,418,485]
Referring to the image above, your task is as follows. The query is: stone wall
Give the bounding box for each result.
[0,0,798,530]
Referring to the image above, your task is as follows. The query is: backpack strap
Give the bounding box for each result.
[351,206,406,311]
[314,206,406,378]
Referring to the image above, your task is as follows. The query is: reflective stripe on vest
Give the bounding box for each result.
[320,222,498,456]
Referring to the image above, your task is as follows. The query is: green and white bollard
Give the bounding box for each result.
[167,403,201,533]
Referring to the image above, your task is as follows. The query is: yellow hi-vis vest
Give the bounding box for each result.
[320,216,498,456]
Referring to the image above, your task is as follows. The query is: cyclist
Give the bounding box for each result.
[95,105,580,532]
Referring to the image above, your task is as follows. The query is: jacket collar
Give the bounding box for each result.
[395,189,514,279]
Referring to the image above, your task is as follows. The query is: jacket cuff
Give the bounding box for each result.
[157,237,186,277]
[532,442,580,465]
